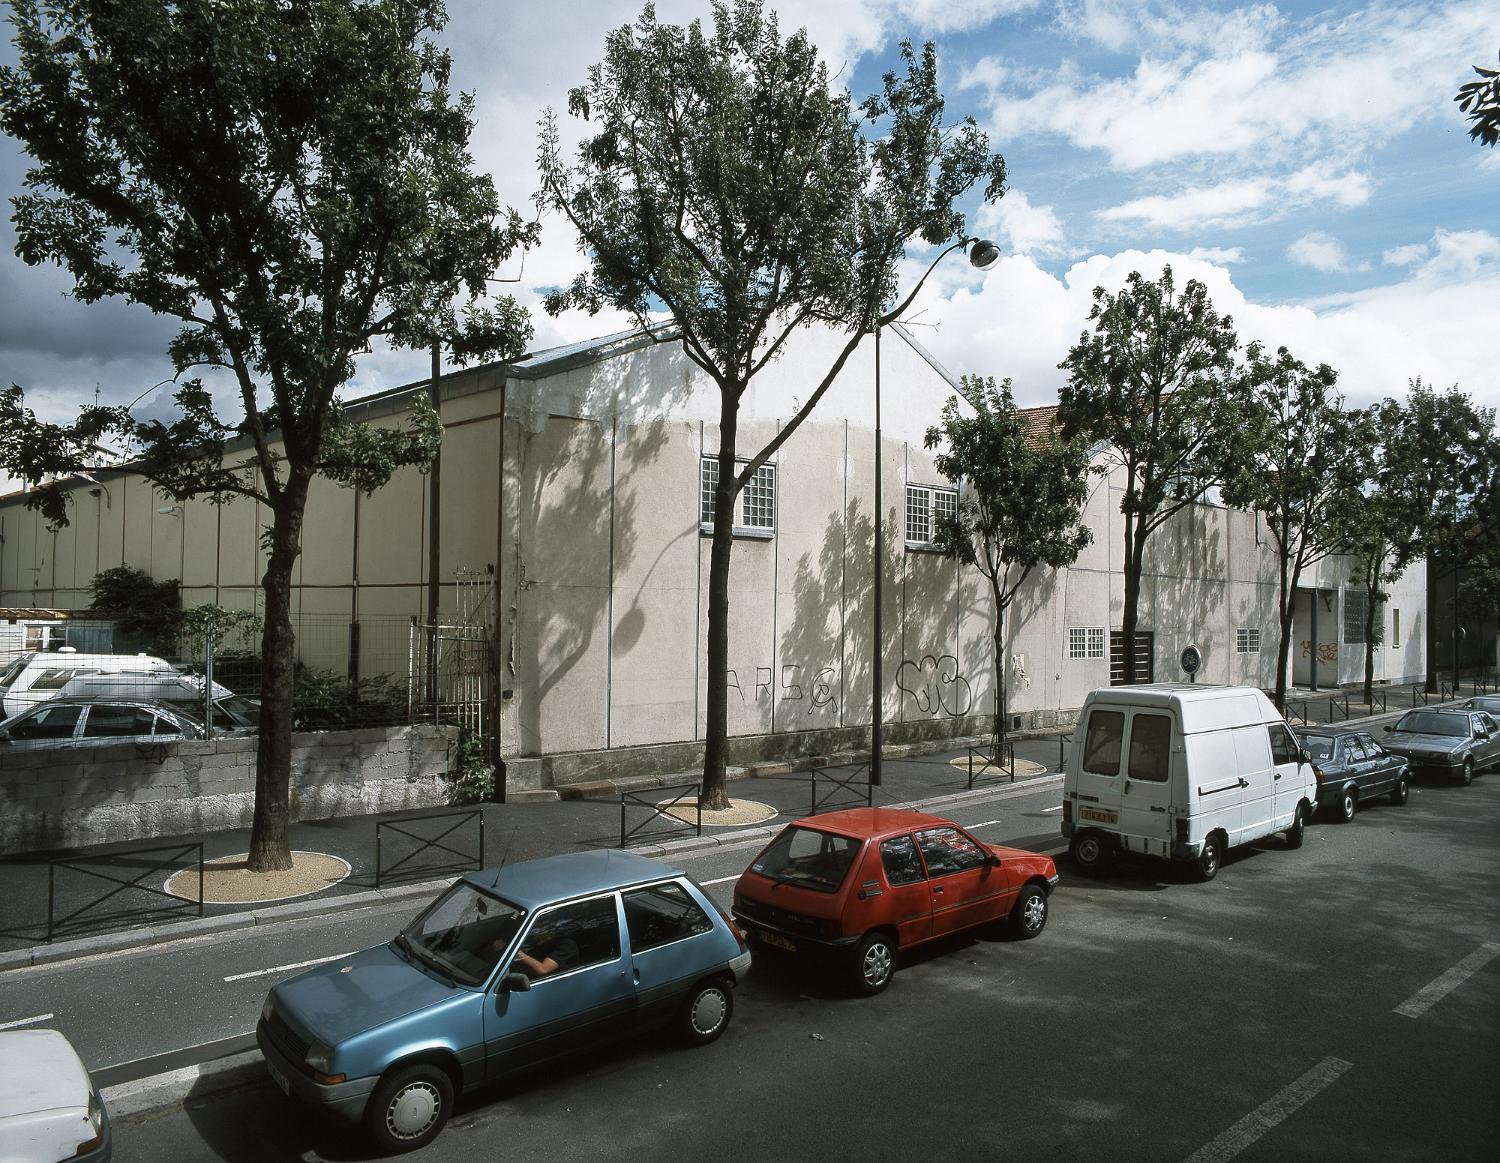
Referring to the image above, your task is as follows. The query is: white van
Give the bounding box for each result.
[0,648,179,718]
[1061,684,1316,882]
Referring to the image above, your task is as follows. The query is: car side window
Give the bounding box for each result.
[7,703,83,740]
[1357,733,1383,755]
[82,705,158,737]
[1267,723,1300,765]
[30,668,99,691]
[1127,714,1171,781]
[880,835,926,886]
[914,827,987,877]
[525,896,620,979]
[623,883,712,953]
[1482,713,1500,734]
[1342,735,1366,761]
[1082,710,1124,776]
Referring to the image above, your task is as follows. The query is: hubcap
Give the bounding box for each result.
[691,988,726,1034]
[387,1081,441,1139]
[863,942,892,985]
[1204,846,1218,874]
[1022,895,1046,931]
[1078,838,1099,864]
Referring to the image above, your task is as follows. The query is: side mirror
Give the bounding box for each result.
[501,971,531,993]
[1382,725,1391,733]
[987,853,1003,868]
[1299,749,1312,765]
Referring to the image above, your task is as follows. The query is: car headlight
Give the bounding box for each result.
[261,995,275,1025]
[305,1042,335,1074]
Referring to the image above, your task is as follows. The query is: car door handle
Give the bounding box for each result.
[932,886,944,895]
[1274,772,1282,780]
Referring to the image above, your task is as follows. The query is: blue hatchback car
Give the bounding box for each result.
[257,850,750,1154]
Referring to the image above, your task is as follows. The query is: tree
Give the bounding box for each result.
[88,566,181,653]
[537,0,1004,808]
[1056,267,1244,684]
[0,0,534,870]
[1221,346,1374,712]
[1457,52,1500,147]
[925,376,1092,753]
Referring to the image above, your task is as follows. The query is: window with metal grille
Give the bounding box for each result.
[905,484,958,547]
[1236,627,1260,654]
[1344,589,1367,644]
[1392,609,1400,648]
[1069,627,1105,659]
[700,456,775,534]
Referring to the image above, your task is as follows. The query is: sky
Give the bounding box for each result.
[1,0,1497,475]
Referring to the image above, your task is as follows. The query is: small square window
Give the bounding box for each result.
[1344,589,1368,644]
[1236,627,1260,654]
[906,484,958,548]
[700,456,775,535]
[1069,627,1105,659]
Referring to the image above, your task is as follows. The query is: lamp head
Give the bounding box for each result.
[968,238,1001,271]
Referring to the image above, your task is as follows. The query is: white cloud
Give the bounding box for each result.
[1383,242,1429,268]
[975,189,1071,258]
[1097,163,1370,231]
[1287,232,1351,273]
[1187,246,1246,264]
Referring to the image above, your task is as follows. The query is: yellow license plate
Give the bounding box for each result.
[759,930,797,952]
[1080,807,1118,824]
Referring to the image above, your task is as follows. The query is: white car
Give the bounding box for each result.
[0,649,178,718]
[0,1029,111,1162]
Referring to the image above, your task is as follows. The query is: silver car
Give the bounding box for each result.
[0,698,205,752]
[1381,708,1500,785]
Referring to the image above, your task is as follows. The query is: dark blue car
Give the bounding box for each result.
[257,851,750,1154]
[1297,727,1410,822]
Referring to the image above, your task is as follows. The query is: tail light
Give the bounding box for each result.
[715,904,746,950]
[1312,765,1325,783]
[1062,800,1072,824]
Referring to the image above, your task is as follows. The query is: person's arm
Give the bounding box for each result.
[514,948,559,978]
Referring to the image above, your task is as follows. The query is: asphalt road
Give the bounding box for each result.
[10,771,1500,1161]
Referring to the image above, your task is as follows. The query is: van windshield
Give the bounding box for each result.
[751,826,860,893]
[0,656,29,691]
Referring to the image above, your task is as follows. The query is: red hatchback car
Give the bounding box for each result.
[732,808,1059,994]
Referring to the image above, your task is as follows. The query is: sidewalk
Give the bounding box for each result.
[0,688,1429,970]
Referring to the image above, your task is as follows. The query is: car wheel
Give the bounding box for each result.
[1195,833,1222,883]
[676,978,733,1047]
[1459,757,1473,786]
[1336,788,1357,823]
[852,932,895,996]
[1285,805,1306,849]
[1010,885,1048,939]
[366,1063,454,1155]
[1069,831,1111,876]
[1390,774,1409,805]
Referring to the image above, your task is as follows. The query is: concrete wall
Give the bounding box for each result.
[0,724,457,855]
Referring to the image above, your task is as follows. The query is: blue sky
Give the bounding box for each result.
[1,0,1496,453]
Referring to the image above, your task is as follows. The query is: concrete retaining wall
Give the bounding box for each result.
[0,724,458,855]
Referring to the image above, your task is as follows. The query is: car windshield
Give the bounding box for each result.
[1393,712,1467,737]
[398,881,526,986]
[750,826,860,893]
[1302,736,1334,762]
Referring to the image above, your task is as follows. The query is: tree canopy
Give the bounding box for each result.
[1056,266,1246,683]
[926,375,1092,746]
[538,0,1005,806]
[1457,51,1500,147]
[0,0,534,869]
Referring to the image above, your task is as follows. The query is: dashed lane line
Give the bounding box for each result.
[1394,941,1500,1019]
[1182,1057,1353,1163]
[223,951,357,983]
[0,1012,55,1030]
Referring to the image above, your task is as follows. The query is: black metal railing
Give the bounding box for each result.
[811,764,872,815]
[1366,688,1388,714]
[1326,691,1351,722]
[966,741,1016,789]
[47,842,203,943]
[376,809,484,888]
[1057,732,1072,773]
[620,781,702,848]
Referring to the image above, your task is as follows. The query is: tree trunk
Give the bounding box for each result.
[1119,508,1146,684]
[700,394,740,812]
[992,579,1007,752]
[1273,552,1298,714]
[1362,575,1378,706]
[246,487,307,872]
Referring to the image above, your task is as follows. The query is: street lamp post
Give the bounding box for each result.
[871,238,1000,787]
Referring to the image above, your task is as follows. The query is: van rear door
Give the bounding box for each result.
[1074,707,1126,835]
[1118,711,1174,855]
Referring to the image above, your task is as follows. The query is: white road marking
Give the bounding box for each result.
[968,820,1002,829]
[1394,941,1500,1019]
[0,1012,55,1030]
[701,874,740,886]
[1182,1056,1352,1163]
[1041,804,1063,812]
[223,951,356,983]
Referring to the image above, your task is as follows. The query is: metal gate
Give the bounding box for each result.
[409,568,496,738]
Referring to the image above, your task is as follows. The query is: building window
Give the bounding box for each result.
[1344,589,1368,644]
[905,484,958,548]
[700,456,775,535]
[1236,627,1260,654]
[1069,627,1105,660]
[1392,609,1400,648]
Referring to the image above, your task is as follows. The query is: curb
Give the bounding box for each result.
[101,1050,265,1120]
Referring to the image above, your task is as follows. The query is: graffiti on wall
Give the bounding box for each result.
[896,653,973,718]
[724,664,838,714]
[1299,640,1338,664]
